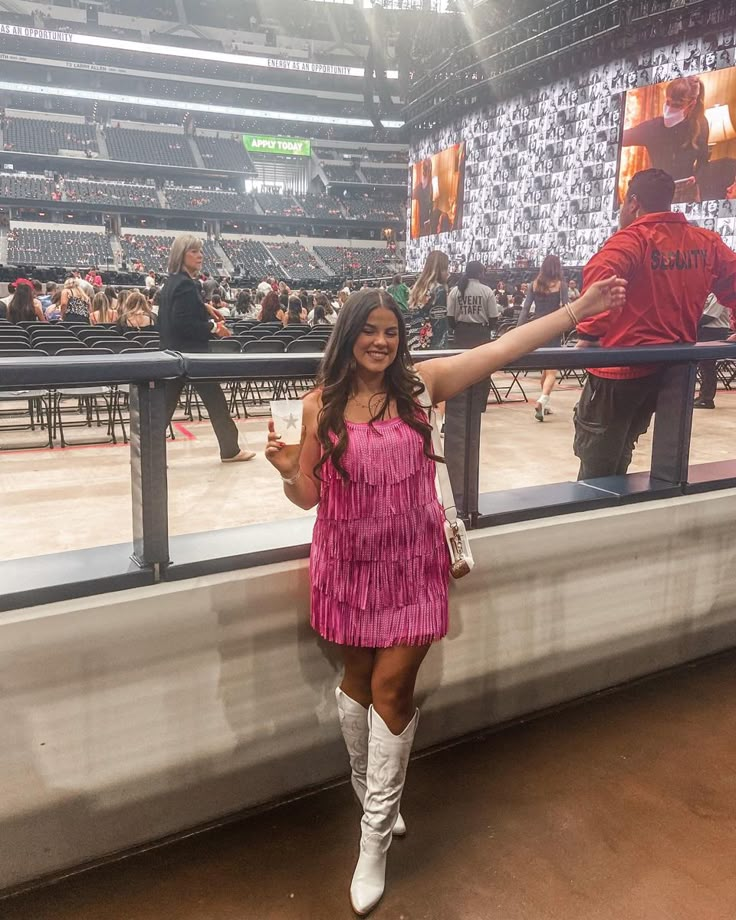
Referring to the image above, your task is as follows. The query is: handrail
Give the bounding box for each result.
[3,343,734,385]
[0,352,184,387]
[1,342,735,611]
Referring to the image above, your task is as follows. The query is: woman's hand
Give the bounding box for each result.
[265,420,305,479]
[574,276,628,322]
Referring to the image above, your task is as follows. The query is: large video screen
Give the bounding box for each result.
[617,67,736,206]
[410,142,465,239]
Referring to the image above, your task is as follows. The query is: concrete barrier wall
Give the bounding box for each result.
[2,490,736,891]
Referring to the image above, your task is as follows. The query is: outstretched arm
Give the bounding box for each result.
[419,277,627,405]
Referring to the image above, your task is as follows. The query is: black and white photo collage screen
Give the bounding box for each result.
[406,28,736,272]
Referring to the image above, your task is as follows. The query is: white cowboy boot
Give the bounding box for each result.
[335,687,406,836]
[350,706,419,917]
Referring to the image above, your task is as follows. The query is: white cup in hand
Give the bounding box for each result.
[270,399,304,446]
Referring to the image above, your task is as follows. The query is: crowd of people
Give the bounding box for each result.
[3,168,736,473]
[0,271,156,329]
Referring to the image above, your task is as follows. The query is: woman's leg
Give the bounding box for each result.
[193,381,240,459]
[337,645,408,838]
[350,644,430,913]
[535,370,557,420]
[340,646,375,709]
[541,368,557,397]
[370,644,431,735]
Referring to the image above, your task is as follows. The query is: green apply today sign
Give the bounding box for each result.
[243,134,311,157]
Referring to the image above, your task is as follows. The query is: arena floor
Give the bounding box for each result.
[3,649,735,920]
[2,374,735,561]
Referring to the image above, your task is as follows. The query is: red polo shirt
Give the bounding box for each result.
[578,212,736,379]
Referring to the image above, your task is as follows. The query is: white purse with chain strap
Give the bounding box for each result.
[418,384,475,579]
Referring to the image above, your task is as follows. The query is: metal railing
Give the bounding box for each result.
[1,343,735,609]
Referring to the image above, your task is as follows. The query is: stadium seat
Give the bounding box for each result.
[287,338,327,353]
[208,339,241,353]
[7,228,114,267]
[4,118,98,156]
[64,179,160,209]
[266,242,331,281]
[195,136,256,173]
[220,239,281,277]
[242,339,287,353]
[106,127,196,168]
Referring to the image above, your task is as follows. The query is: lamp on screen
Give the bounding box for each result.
[705,105,736,146]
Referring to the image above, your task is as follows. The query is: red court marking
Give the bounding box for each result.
[172,422,197,440]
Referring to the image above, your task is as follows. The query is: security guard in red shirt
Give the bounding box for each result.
[574,168,736,479]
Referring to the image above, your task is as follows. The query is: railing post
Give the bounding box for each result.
[650,363,697,486]
[130,380,170,572]
[444,382,483,524]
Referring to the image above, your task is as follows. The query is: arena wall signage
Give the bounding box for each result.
[0,80,404,128]
[405,28,736,271]
[243,135,311,156]
[0,23,399,80]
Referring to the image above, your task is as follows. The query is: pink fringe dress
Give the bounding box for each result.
[310,415,449,648]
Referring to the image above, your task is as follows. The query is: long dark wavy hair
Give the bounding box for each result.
[314,289,442,481]
[534,254,563,294]
[260,290,282,323]
[8,282,36,323]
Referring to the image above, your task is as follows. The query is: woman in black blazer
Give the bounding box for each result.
[158,235,255,462]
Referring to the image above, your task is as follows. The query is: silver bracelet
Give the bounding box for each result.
[281,469,302,486]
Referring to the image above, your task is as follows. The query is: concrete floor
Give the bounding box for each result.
[2,650,735,920]
[2,374,736,560]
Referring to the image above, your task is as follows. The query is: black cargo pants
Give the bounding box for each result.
[574,371,663,480]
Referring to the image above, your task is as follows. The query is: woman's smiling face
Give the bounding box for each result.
[352,307,400,376]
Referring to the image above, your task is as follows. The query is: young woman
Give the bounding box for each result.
[115,289,129,316]
[7,281,45,324]
[90,292,117,325]
[234,289,256,317]
[408,249,449,350]
[312,304,330,326]
[104,285,119,314]
[284,295,307,326]
[517,254,569,422]
[118,290,155,329]
[265,276,627,916]
[260,290,285,324]
[622,75,709,182]
[60,278,92,323]
[309,293,336,326]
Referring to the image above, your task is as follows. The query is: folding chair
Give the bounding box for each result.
[0,375,53,449]
[236,338,288,410]
[500,368,529,403]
